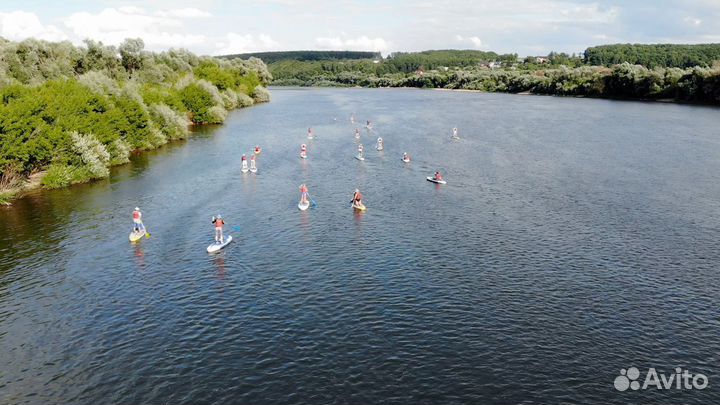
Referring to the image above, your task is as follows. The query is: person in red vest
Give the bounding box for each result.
[132,207,145,232]
[212,214,225,243]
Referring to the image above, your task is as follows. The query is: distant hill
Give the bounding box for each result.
[584,43,720,68]
[220,50,380,64]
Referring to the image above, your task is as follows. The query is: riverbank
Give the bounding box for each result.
[270,62,720,105]
[0,171,44,205]
[0,37,272,205]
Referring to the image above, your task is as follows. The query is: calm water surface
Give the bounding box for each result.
[1,88,719,404]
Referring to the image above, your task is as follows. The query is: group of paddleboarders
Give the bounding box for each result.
[131,120,452,248]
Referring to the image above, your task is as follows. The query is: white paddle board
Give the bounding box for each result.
[207,235,233,253]
[426,177,447,184]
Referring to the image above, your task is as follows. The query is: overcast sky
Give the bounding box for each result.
[0,0,718,56]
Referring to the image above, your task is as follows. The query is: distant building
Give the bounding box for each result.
[536,56,550,64]
[489,61,503,69]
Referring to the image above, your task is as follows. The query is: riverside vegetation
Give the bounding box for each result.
[0,37,271,204]
[228,46,720,105]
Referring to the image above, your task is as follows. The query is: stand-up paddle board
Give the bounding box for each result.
[352,203,367,211]
[298,201,310,211]
[426,177,447,184]
[355,154,365,161]
[402,158,410,163]
[207,235,233,253]
[129,229,146,242]
[241,161,249,173]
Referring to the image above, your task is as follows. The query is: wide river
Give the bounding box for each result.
[1,88,719,404]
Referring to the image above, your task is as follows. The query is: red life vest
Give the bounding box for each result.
[133,211,140,220]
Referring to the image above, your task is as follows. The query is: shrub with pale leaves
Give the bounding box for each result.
[221,90,239,109]
[70,132,110,178]
[108,139,131,164]
[207,106,228,124]
[236,92,254,107]
[196,79,224,106]
[149,104,190,139]
[253,86,270,103]
[78,71,121,96]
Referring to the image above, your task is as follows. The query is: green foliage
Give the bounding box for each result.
[41,164,93,189]
[194,59,235,90]
[271,60,720,103]
[180,82,218,124]
[0,36,271,198]
[584,44,720,68]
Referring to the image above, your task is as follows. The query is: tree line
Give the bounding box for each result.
[0,37,272,203]
[584,44,720,68]
[269,63,720,104]
[241,47,718,104]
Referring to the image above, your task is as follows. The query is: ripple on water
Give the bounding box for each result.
[1,89,720,404]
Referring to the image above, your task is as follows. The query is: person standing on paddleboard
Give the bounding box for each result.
[212,215,225,243]
[299,184,309,205]
[132,207,145,233]
[351,189,363,207]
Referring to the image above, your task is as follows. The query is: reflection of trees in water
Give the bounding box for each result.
[0,190,76,275]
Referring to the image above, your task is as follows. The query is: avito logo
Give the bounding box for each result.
[614,367,708,391]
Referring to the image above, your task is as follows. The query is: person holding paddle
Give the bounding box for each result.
[212,215,225,243]
[132,207,145,233]
[351,189,365,209]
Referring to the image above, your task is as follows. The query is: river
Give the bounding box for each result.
[1,88,719,404]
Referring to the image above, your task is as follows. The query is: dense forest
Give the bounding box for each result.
[0,37,271,204]
[221,50,380,64]
[237,47,719,105]
[584,44,720,68]
[269,62,719,104]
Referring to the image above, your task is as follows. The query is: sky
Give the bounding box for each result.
[0,0,718,56]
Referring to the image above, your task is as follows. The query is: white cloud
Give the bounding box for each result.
[63,7,206,50]
[558,4,619,23]
[214,33,280,55]
[314,35,389,52]
[455,35,483,48]
[683,16,702,26]
[0,11,67,42]
[156,8,212,19]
